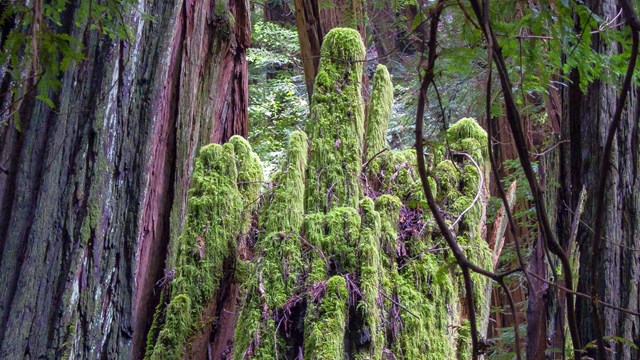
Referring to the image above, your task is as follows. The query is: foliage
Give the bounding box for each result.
[247,19,307,166]
[248,19,300,72]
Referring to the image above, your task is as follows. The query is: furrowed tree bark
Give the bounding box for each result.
[560,1,640,358]
[0,0,250,358]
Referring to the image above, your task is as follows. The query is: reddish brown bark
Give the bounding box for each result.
[0,0,250,358]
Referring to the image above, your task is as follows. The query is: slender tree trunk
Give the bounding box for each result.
[0,0,250,358]
[559,1,640,358]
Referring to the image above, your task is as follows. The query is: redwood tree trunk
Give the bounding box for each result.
[559,1,640,358]
[0,0,250,358]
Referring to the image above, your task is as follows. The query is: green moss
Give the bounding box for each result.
[80,198,101,244]
[323,207,361,274]
[305,276,349,359]
[261,131,308,233]
[446,117,488,160]
[392,252,459,359]
[233,131,310,358]
[258,131,309,307]
[306,28,366,212]
[149,295,192,360]
[375,194,402,266]
[461,163,480,195]
[233,298,278,360]
[304,213,329,284]
[456,320,472,359]
[368,149,436,205]
[435,160,460,200]
[365,65,393,158]
[357,197,384,359]
[229,135,264,235]
[146,143,244,359]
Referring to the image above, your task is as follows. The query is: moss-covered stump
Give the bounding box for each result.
[147,28,493,360]
[305,28,366,213]
[145,141,263,359]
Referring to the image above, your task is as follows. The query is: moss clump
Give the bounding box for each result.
[260,131,308,233]
[152,26,494,358]
[435,160,460,200]
[392,238,458,359]
[357,197,384,359]
[305,276,349,359]
[365,65,394,159]
[306,28,366,212]
[258,130,309,307]
[446,117,488,160]
[305,213,329,284]
[149,295,192,359]
[233,131,309,358]
[375,194,402,260]
[461,163,480,196]
[229,135,264,236]
[146,143,245,359]
[323,207,361,274]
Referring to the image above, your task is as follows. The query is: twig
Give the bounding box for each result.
[380,290,420,320]
[362,148,389,170]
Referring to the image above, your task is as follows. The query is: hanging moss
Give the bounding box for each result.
[460,163,480,196]
[456,320,472,359]
[375,194,402,262]
[257,130,309,307]
[323,206,361,274]
[305,276,349,359]
[392,243,459,359]
[435,160,460,201]
[306,28,366,212]
[260,130,308,233]
[304,212,329,284]
[146,143,244,359]
[365,65,394,159]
